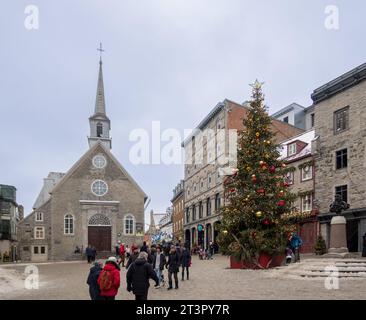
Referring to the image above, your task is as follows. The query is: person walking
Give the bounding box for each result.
[115,242,120,258]
[181,246,191,281]
[97,257,121,300]
[126,252,159,300]
[290,233,303,263]
[125,245,131,259]
[86,260,103,300]
[119,243,126,267]
[152,246,166,287]
[140,241,148,253]
[209,241,214,259]
[126,245,139,269]
[91,247,97,263]
[166,246,180,290]
[86,245,93,263]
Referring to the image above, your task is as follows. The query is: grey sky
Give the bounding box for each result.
[1,0,365,225]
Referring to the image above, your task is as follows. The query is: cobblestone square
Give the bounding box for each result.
[1,255,365,300]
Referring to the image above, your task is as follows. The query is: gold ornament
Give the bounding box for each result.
[255,211,262,218]
[256,132,260,137]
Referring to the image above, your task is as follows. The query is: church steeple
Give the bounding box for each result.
[88,43,112,150]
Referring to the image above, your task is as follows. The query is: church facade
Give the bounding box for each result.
[18,59,147,261]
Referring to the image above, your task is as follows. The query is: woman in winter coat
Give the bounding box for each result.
[181,246,191,281]
[126,252,159,300]
[86,260,103,300]
[166,246,180,290]
[97,256,121,300]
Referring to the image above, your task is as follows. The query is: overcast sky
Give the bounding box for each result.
[1,0,365,225]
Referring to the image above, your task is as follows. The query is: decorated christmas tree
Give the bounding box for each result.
[217,80,297,268]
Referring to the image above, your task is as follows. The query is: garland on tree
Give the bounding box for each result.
[218,80,297,267]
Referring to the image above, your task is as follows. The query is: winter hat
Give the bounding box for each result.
[106,256,118,264]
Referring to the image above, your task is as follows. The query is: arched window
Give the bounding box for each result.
[96,123,103,137]
[124,214,135,235]
[64,214,74,235]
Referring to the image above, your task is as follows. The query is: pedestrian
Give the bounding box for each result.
[119,243,126,267]
[126,245,139,269]
[290,233,303,262]
[166,246,180,290]
[152,246,166,287]
[86,260,103,300]
[209,241,214,259]
[126,245,131,259]
[362,233,366,257]
[285,246,293,265]
[140,241,148,253]
[86,244,93,263]
[126,251,159,300]
[115,242,121,258]
[181,246,191,281]
[97,256,121,300]
[91,247,97,262]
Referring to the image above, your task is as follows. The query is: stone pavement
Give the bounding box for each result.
[1,254,366,300]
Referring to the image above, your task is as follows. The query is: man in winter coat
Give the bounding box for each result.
[181,246,191,281]
[97,256,121,300]
[86,245,93,263]
[166,246,180,290]
[86,260,103,300]
[290,233,303,262]
[126,245,139,269]
[140,241,148,253]
[126,252,159,300]
[152,246,166,286]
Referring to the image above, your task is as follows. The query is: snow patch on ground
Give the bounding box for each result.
[0,267,26,297]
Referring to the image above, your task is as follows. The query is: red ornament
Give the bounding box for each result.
[263,219,270,226]
[230,188,236,193]
[252,232,257,239]
[256,188,265,194]
[251,175,257,183]
[278,200,286,206]
[269,165,276,173]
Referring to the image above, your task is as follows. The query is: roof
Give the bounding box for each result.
[279,129,315,162]
[50,141,148,200]
[33,172,65,209]
[271,103,305,118]
[311,62,366,104]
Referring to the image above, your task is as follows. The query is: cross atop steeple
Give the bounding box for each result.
[97,42,105,63]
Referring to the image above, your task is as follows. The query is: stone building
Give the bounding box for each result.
[182,99,303,250]
[271,102,315,131]
[0,185,23,261]
[279,129,318,253]
[312,62,366,252]
[171,180,184,243]
[18,58,147,262]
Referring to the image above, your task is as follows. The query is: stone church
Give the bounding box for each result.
[18,58,147,261]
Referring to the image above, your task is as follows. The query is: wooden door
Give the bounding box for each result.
[88,226,111,252]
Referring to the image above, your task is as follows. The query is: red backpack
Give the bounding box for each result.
[99,269,113,291]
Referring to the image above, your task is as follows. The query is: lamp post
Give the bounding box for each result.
[327,195,350,256]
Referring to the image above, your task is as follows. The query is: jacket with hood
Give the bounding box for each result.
[86,264,102,300]
[97,261,120,297]
[126,258,159,295]
[152,252,166,270]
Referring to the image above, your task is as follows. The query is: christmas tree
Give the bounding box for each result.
[217,80,297,267]
[314,235,327,255]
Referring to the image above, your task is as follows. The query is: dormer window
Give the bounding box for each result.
[288,143,297,156]
[97,123,103,137]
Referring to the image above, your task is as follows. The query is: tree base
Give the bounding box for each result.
[230,254,284,269]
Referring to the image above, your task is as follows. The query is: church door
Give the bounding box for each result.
[88,226,111,252]
[88,214,112,252]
